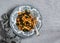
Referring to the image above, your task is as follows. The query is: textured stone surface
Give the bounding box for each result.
[0,0,60,43]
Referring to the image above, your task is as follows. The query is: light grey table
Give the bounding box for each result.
[0,0,60,43]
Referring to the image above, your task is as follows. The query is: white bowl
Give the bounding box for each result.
[10,5,42,38]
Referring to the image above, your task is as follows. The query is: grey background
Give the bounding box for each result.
[0,0,60,43]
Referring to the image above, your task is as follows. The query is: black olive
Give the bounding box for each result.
[16,23,19,26]
[26,21,29,24]
[25,10,30,15]
[30,25,33,29]
[23,29,29,32]
[25,16,29,18]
